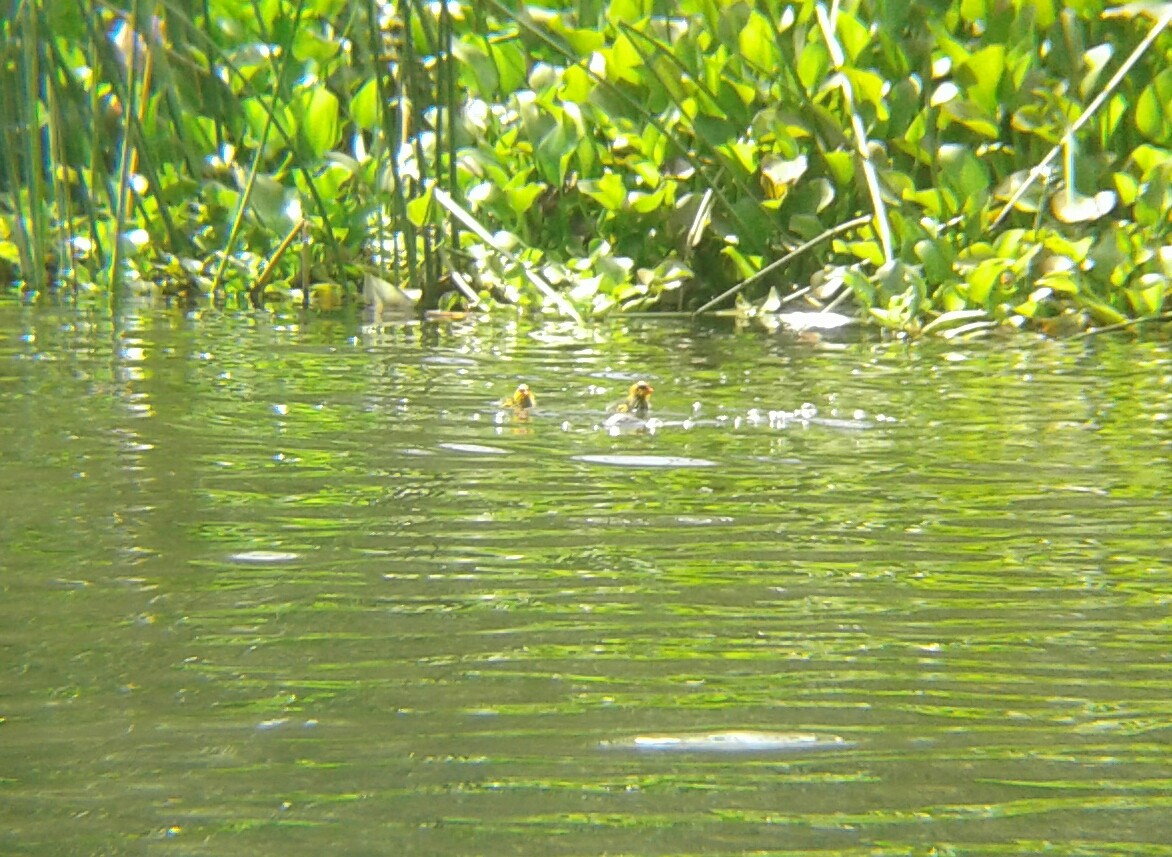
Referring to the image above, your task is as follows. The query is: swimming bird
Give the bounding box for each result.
[501,383,536,411]
[607,381,653,420]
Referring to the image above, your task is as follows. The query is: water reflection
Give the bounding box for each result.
[0,306,1169,855]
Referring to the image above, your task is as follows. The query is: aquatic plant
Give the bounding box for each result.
[1,0,1170,335]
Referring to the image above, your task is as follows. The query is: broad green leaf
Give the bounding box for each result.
[505,183,546,216]
[1113,171,1139,206]
[1130,144,1172,179]
[938,144,989,200]
[822,151,855,186]
[966,257,1013,306]
[580,172,626,210]
[406,187,434,227]
[904,187,958,219]
[350,79,378,130]
[1136,68,1172,144]
[605,33,643,84]
[835,11,869,62]
[721,246,762,280]
[300,85,340,158]
[607,0,650,25]
[797,42,830,91]
[495,42,528,95]
[628,186,667,213]
[1125,273,1168,316]
[738,11,778,70]
[842,67,889,120]
[536,119,575,185]
[692,114,736,148]
[1076,295,1128,326]
[959,44,1005,113]
[940,99,999,138]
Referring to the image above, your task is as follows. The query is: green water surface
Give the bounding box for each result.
[1,305,1169,856]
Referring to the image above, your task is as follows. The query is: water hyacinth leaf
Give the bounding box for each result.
[738,11,778,70]
[958,44,1005,113]
[788,177,835,214]
[940,99,999,138]
[1125,273,1168,316]
[789,213,827,240]
[822,150,855,186]
[1135,68,1172,144]
[693,114,737,149]
[496,42,529,95]
[797,41,830,90]
[536,119,575,186]
[561,65,593,103]
[607,0,651,25]
[965,256,1013,306]
[905,187,957,219]
[722,246,762,280]
[719,140,757,176]
[406,186,434,227]
[915,238,954,283]
[580,172,626,210]
[628,186,667,213]
[1076,295,1128,326]
[938,144,989,200]
[292,26,341,63]
[841,68,889,120]
[837,240,886,265]
[605,33,644,84]
[505,182,546,216]
[350,79,378,130]
[960,0,987,27]
[299,85,340,159]
[452,37,497,95]
[835,10,870,62]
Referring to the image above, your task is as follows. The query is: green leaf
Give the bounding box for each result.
[504,183,546,216]
[835,11,870,62]
[938,144,990,200]
[739,12,778,70]
[350,79,378,131]
[580,172,626,211]
[959,44,1005,113]
[1136,68,1172,144]
[628,186,666,213]
[940,100,999,139]
[1126,273,1168,316]
[406,187,434,227]
[797,42,829,91]
[299,85,340,159]
[965,257,1013,307]
[607,0,650,25]
[497,42,528,95]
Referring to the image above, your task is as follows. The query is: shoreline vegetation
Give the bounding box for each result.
[2,0,1171,337]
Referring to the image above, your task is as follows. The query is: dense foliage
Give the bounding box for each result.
[2,0,1171,333]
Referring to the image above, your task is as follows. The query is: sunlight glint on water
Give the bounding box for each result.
[0,307,1169,856]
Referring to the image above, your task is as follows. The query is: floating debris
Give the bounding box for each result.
[600,731,854,753]
[573,454,718,468]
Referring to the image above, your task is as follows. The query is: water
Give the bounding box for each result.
[1,304,1169,856]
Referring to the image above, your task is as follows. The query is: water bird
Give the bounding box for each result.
[501,383,536,411]
[607,381,653,420]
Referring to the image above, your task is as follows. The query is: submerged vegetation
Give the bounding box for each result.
[2,0,1171,334]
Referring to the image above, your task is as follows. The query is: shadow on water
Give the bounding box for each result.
[1,305,1170,855]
